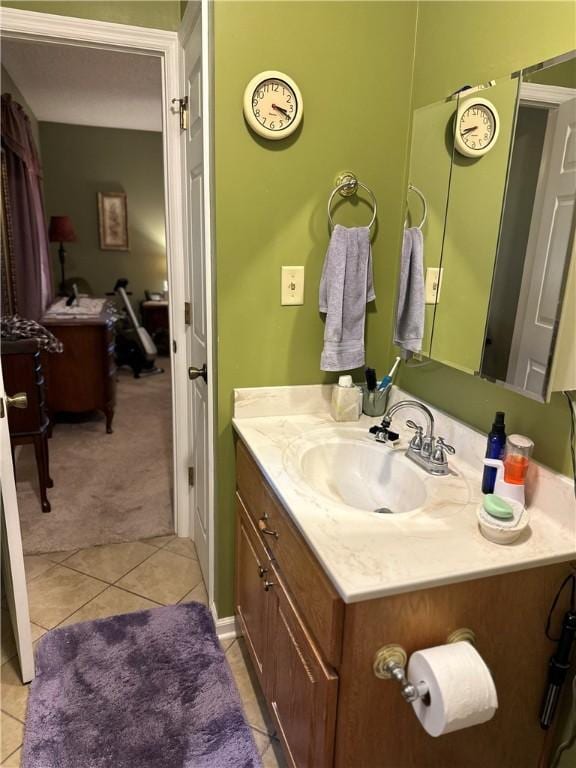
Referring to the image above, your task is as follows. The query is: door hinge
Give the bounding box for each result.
[184,301,191,325]
[188,466,195,486]
[172,96,189,131]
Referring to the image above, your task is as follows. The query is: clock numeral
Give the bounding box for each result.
[270,121,276,129]
[286,94,291,103]
[254,108,260,117]
[252,98,258,108]
[289,104,294,113]
[271,83,279,92]
[279,121,283,128]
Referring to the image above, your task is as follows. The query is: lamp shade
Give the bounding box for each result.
[49,216,76,243]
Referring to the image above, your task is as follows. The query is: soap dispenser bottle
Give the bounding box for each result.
[482,411,506,494]
[330,375,362,422]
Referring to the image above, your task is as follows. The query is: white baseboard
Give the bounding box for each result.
[211,601,239,640]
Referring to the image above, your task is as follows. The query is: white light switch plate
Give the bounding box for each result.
[281,266,304,305]
[425,267,443,304]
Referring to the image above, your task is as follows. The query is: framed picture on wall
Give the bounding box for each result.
[98,192,129,251]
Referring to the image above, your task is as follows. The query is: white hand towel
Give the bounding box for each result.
[394,227,424,357]
[319,225,375,372]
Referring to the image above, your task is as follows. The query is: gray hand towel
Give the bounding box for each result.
[393,227,424,356]
[319,225,375,372]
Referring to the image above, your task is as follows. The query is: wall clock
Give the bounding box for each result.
[243,71,303,140]
[454,97,500,158]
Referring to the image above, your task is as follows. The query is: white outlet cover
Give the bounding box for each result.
[425,267,443,304]
[281,266,304,305]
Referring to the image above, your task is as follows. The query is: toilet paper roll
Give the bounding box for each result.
[407,641,498,737]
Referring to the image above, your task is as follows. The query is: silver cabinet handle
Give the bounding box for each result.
[258,565,268,578]
[263,580,275,591]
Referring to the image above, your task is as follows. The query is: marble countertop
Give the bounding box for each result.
[232,386,576,604]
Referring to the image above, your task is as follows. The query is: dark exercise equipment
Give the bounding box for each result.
[109,279,164,379]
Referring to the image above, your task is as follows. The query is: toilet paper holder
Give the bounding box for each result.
[373,628,477,705]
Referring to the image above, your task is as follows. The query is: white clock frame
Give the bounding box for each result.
[455,96,500,158]
[243,70,303,140]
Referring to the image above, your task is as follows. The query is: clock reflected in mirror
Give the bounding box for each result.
[455,96,500,157]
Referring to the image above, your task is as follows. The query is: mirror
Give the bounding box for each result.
[428,75,520,374]
[405,97,456,358]
[401,50,576,402]
[480,52,576,400]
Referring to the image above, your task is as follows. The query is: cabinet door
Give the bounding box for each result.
[266,568,338,768]
[235,495,269,681]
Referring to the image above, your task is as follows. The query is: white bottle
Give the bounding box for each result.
[330,376,362,422]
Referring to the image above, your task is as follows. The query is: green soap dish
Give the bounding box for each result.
[483,493,514,520]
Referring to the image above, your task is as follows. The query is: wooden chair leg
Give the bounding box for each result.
[42,434,53,488]
[33,437,51,513]
[104,406,114,434]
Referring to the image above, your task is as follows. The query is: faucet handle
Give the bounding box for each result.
[406,419,424,451]
[432,436,456,465]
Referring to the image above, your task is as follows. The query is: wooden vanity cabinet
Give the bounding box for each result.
[235,442,340,768]
[235,438,573,768]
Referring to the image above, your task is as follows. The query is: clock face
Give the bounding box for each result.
[252,78,298,133]
[459,104,496,151]
[454,97,500,158]
[243,71,303,140]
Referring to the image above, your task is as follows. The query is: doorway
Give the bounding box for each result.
[2,38,175,551]
[0,3,216,693]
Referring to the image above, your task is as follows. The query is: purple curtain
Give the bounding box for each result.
[1,94,53,320]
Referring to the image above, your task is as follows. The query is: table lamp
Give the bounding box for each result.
[49,215,77,294]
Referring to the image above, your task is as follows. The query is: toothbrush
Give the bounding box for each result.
[365,367,377,392]
[378,356,401,390]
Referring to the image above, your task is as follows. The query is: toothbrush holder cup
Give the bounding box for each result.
[361,384,391,417]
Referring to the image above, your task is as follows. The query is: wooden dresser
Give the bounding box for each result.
[41,306,117,433]
[1,339,52,512]
[140,300,169,355]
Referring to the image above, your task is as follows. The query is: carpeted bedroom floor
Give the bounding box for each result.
[15,359,174,555]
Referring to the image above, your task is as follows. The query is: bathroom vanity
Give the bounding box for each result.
[233,386,576,768]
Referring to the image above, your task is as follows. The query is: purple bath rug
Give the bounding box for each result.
[22,602,262,768]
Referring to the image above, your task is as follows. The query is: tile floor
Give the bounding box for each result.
[0,535,285,767]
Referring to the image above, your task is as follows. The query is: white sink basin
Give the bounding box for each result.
[284,427,427,514]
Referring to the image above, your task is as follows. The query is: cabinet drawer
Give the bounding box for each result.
[266,563,338,768]
[235,496,270,684]
[236,439,344,669]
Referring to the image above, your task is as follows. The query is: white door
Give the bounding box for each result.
[182,6,211,587]
[0,365,34,682]
[508,96,576,395]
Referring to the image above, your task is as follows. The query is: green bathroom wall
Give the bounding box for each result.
[213,0,418,615]
[1,1,181,30]
[399,1,576,478]
[40,122,166,306]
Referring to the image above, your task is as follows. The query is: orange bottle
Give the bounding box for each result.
[503,435,534,486]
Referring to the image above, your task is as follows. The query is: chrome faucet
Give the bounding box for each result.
[369,399,455,476]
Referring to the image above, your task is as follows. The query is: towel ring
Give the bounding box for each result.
[408,184,427,229]
[328,172,377,230]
